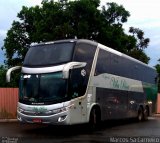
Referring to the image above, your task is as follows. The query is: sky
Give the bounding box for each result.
[102,0,160,67]
[0,0,42,64]
[0,0,160,67]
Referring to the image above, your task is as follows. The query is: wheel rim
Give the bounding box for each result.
[143,108,149,120]
[138,108,143,121]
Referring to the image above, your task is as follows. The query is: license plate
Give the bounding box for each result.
[33,118,42,123]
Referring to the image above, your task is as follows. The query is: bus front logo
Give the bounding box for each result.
[81,69,86,77]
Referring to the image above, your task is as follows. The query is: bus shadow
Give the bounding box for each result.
[100,118,138,129]
[21,123,93,138]
[20,118,141,138]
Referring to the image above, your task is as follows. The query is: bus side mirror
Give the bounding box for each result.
[6,66,21,82]
[63,62,86,79]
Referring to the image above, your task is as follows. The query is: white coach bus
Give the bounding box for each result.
[6,39,158,126]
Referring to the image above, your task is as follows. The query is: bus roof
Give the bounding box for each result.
[30,39,155,70]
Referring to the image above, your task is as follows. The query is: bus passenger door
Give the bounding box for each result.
[68,68,87,124]
[69,98,84,124]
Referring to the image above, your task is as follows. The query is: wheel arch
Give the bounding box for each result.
[137,104,144,112]
[87,103,101,123]
[138,104,150,115]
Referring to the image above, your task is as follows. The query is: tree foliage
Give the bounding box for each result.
[155,59,160,92]
[3,0,150,67]
[126,27,150,63]
[0,66,7,87]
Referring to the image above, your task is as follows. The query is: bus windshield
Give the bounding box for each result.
[19,72,68,105]
[23,42,75,67]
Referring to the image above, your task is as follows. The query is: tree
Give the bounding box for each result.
[0,65,7,87]
[129,27,150,50]
[127,27,150,63]
[101,2,130,25]
[2,21,30,66]
[155,59,160,92]
[2,0,150,68]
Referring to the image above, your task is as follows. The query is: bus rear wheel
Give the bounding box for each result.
[143,106,149,121]
[89,107,101,129]
[137,107,143,122]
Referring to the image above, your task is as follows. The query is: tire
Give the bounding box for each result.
[143,106,149,121]
[89,107,101,130]
[137,107,143,122]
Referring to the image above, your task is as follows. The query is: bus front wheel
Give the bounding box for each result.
[89,107,101,129]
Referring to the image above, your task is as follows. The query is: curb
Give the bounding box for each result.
[0,119,18,122]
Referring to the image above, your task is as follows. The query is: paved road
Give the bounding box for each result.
[0,116,160,143]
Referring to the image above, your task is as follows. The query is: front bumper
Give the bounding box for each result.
[17,110,70,125]
[17,102,71,125]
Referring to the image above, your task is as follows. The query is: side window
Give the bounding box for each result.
[121,57,132,78]
[110,53,121,76]
[95,48,157,85]
[73,42,97,76]
[95,49,110,75]
[68,68,86,98]
[73,41,97,91]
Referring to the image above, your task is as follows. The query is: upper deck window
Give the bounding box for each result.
[23,42,75,67]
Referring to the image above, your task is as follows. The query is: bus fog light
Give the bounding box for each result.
[18,107,24,113]
[17,115,22,121]
[58,115,67,122]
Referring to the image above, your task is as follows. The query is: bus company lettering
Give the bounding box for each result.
[33,107,47,113]
[110,77,129,90]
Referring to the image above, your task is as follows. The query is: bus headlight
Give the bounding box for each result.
[48,104,74,114]
[148,101,152,104]
[51,107,67,114]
